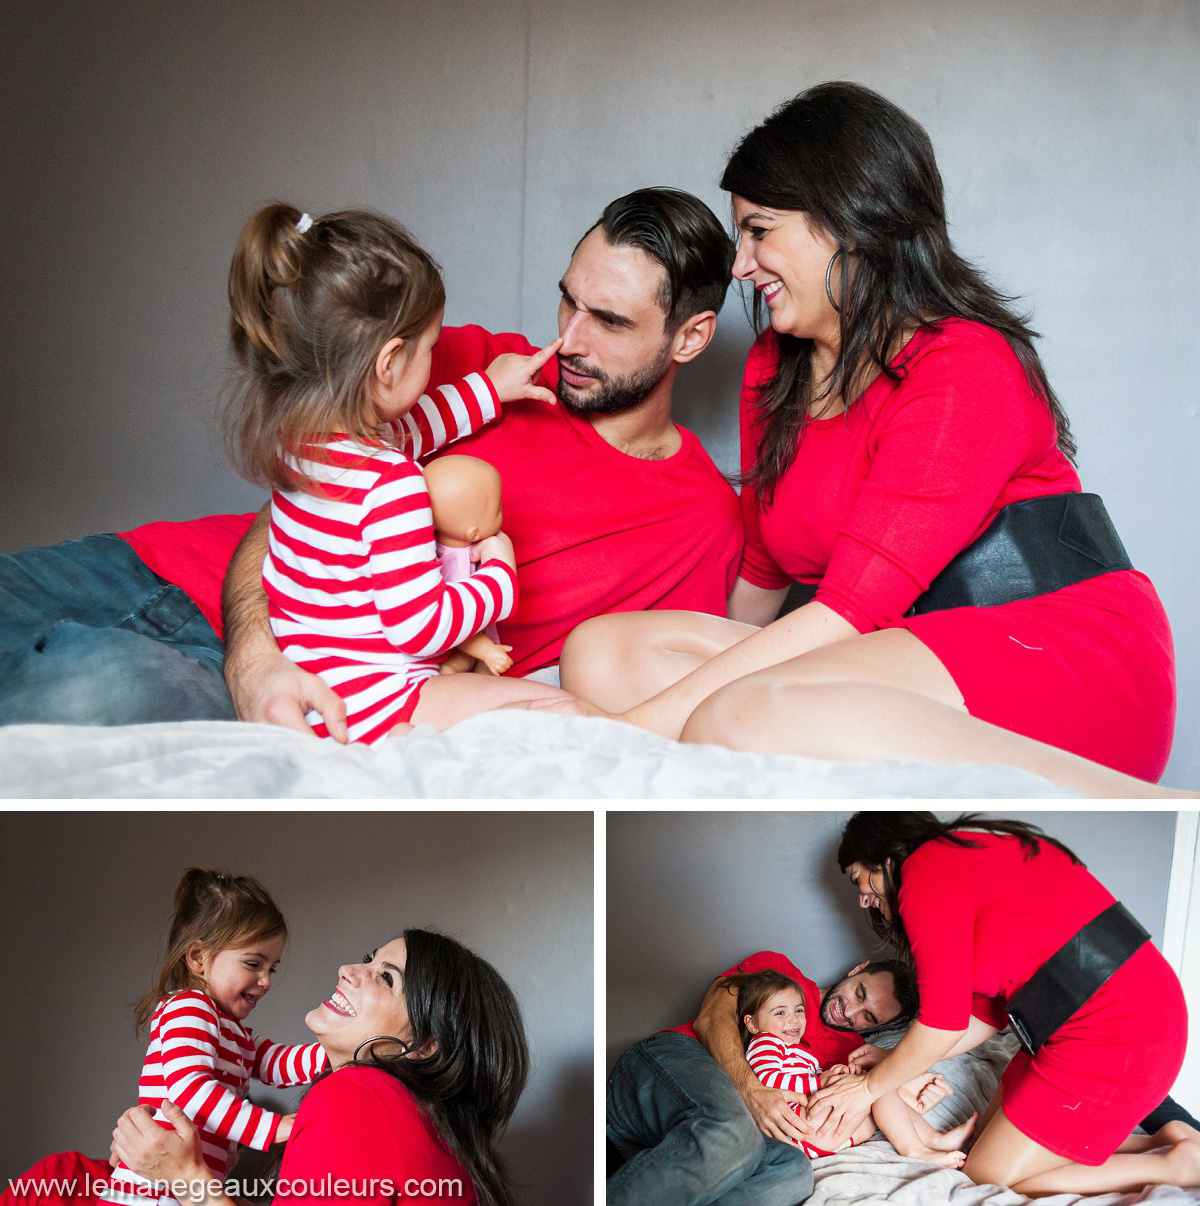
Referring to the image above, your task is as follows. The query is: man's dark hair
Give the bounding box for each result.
[581,187,735,331]
[859,958,918,1028]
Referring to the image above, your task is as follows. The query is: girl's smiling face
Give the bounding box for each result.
[746,985,807,1045]
[305,937,417,1068]
[190,932,286,1021]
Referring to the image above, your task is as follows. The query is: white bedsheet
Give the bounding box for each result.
[0,712,1080,798]
[810,1140,1199,1206]
[813,1032,1199,1206]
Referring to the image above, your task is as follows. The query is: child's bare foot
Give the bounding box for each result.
[893,1142,967,1169]
[928,1113,978,1153]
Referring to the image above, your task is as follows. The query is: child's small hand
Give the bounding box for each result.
[486,339,562,407]
[275,1112,297,1143]
[475,532,516,572]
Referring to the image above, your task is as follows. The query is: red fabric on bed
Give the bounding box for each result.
[900,832,1187,1164]
[737,319,1176,781]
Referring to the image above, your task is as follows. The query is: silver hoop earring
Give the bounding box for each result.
[825,250,844,314]
[353,1034,410,1063]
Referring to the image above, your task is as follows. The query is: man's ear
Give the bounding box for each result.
[670,311,718,365]
[848,961,869,976]
[375,336,407,385]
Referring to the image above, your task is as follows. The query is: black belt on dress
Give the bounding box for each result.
[909,493,1133,615]
[1006,901,1149,1055]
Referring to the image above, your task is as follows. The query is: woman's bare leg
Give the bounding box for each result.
[559,611,755,712]
[561,616,966,715]
[405,672,574,731]
[965,1108,1200,1192]
[679,635,1193,798]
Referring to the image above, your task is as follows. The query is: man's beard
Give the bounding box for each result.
[556,343,673,416]
[819,984,854,1031]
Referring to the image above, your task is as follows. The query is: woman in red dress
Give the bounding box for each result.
[6,930,528,1206]
[808,812,1197,1194]
[555,82,1192,798]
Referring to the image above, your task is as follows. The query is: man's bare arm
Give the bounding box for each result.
[221,506,348,741]
[692,977,811,1145]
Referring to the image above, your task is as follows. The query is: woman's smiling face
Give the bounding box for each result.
[844,861,892,920]
[305,937,416,1067]
[731,195,843,348]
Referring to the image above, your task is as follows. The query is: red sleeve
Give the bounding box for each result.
[815,327,1038,631]
[277,1071,468,1205]
[897,843,982,1031]
[737,333,792,591]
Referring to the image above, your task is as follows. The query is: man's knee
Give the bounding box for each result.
[606,1038,766,1198]
[0,620,235,725]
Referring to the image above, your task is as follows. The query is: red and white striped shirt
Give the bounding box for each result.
[264,373,517,745]
[102,990,327,1205]
[746,1032,822,1098]
[746,1034,855,1159]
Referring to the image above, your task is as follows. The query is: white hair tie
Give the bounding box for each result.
[296,212,314,233]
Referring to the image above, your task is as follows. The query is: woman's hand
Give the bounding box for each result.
[804,1070,878,1137]
[111,1101,208,1189]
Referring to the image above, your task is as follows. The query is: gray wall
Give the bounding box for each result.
[2,0,1196,785]
[0,812,592,1205]
[607,810,1179,1069]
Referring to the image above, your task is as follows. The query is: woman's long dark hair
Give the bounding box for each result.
[836,811,1081,956]
[263,928,529,1206]
[721,81,1076,501]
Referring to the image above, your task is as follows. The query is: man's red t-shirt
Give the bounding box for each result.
[120,325,742,673]
[668,950,861,1068]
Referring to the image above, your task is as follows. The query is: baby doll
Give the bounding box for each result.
[424,454,515,676]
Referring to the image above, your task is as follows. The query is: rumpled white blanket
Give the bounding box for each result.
[813,1032,1198,1206]
[0,712,1080,798]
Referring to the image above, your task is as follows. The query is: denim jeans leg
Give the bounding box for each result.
[0,534,234,724]
[607,1033,812,1206]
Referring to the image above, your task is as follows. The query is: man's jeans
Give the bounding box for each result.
[607,1032,813,1206]
[0,534,235,724]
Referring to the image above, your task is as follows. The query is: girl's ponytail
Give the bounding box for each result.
[135,868,287,1034]
[221,203,445,493]
[228,202,311,364]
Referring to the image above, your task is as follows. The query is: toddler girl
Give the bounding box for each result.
[224,203,563,745]
[734,971,976,1167]
[102,868,327,1205]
